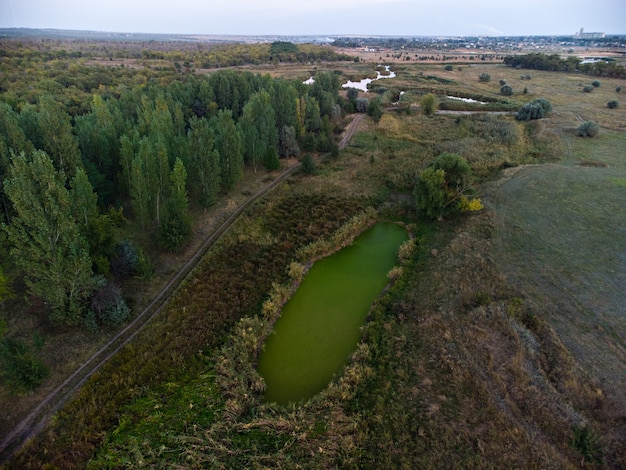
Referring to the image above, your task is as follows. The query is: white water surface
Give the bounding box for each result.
[305,65,396,92]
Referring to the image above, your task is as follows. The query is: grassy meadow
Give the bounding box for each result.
[5,57,626,468]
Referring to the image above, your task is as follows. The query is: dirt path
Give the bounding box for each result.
[340,114,365,149]
[0,162,302,462]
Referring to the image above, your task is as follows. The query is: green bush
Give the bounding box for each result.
[367,99,383,123]
[571,426,604,464]
[577,121,599,137]
[516,98,552,121]
[111,239,139,279]
[414,153,473,220]
[500,84,513,96]
[160,211,191,252]
[617,86,622,93]
[88,281,131,329]
[591,80,601,88]
[300,154,316,175]
[420,93,437,115]
[583,85,594,93]
[444,65,453,71]
[607,100,619,109]
[355,97,369,113]
[0,336,50,394]
[478,73,491,83]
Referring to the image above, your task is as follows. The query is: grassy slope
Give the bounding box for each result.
[7,63,626,468]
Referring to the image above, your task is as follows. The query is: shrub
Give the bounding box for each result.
[591,80,601,88]
[88,281,131,329]
[571,426,604,464]
[607,100,619,109]
[0,336,49,394]
[499,79,506,86]
[577,121,599,137]
[346,87,358,104]
[516,98,552,121]
[478,73,491,82]
[300,154,316,175]
[111,239,139,279]
[617,86,622,93]
[500,84,513,96]
[367,99,383,123]
[444,65,453,71]
[523,87,528,94]
[583,85,594,93]
[414,153,473,220]
[525,74,532,80]
[420,93,437,115]
[355,97,369,113]
[160,211,191,252]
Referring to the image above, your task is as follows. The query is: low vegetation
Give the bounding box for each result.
[516,98,552,121]
[577,120,600,137]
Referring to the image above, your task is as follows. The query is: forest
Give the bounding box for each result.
[0,39,352,356]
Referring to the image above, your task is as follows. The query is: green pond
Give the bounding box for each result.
[257,222,408,405]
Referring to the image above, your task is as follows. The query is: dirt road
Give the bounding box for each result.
[340,114,365,149]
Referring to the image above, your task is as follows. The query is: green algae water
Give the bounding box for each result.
[257,222,408,405]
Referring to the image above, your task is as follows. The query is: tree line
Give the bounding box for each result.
[0,66,343,328]
[504,52,626,78]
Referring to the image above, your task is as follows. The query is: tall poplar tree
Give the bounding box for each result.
[3,151,96,325]
[160,158,190,251]
[239,91,278,172]
[211,110,243,191]
[36,95,82,179]
[74,95,124,206]
[187,116,220,207]
[0,102,33,223]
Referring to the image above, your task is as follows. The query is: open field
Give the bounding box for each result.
[489,129,626,414]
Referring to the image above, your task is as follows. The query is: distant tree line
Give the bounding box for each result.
[0,38,354,71]
[504,53,626,78]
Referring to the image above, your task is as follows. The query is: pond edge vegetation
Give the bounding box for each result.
[218,208,417,413]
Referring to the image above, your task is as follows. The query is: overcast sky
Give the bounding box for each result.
[1,0,624,37]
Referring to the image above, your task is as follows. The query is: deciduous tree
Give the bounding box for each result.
[36,95,82,179]
[414,153,474,220]
[212,110,243,190]
[239,91,278,172]
[420,93,437,115]
[160,158,190,251]
[187,116,221,207]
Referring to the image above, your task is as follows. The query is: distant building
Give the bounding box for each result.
[575,28,606,39]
